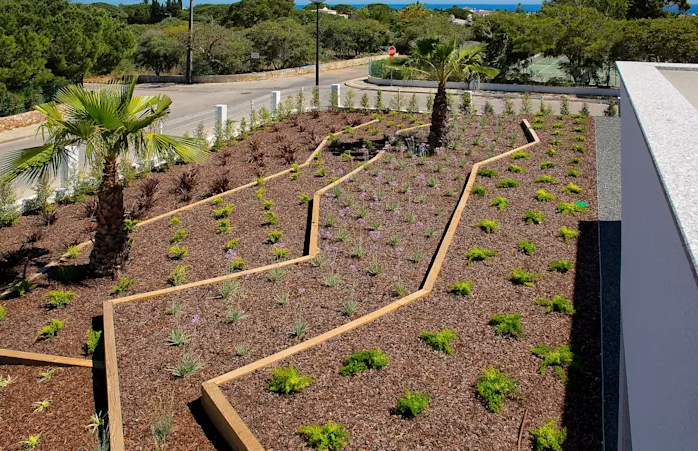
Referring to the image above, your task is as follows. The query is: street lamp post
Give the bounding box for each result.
[311,0,324,86]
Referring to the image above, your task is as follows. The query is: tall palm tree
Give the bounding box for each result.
[0,78,208,277]
[401,37,499,149]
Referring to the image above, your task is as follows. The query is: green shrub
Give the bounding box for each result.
[491,197,508,211]
[556,202,587,215]
[531,419,567,451]
[419,328,457,355]
[548,259,573,273]
[217,219,233,234]
[224,238,241,251]
[497,178,519,188]
[212,204,233,219]
[298,193,311,204]
[472,185,486,197]
[518,240,536,256]
[551,139,562,146]
[476,367,521,413]
[524,210,545,224]
[536,295,575,314]
[395,389,430,417]
[169,245,188,260]
[46,290,75,309]
[0,181,21,229]
[536,175,556,184]
[465,245,498,265]
[268,365,314,394]
[36,319,65,340]
[572,144,585,153]
[567,168,580,177]
[546,148,558,157]
[262,210,279,225]
[509,268,539,287]
[296,422,349,451]
[558,226,580,241]
[476,219,499,233]
[271,246,288,260]
[511,151,531,159]
[368,257,383,276]
[535,189,555,202]
[85,329,102,355]
[65,245,81,260]
[570,157,581,165]
[228,257,245,272]
[490,313,523,338]
[168,265,188,286]
[478,168,497,178]
[508,164,526,173]
[171,228,186,243]
[124,219,139,232]
[268,230,283,244]
[573,135,586,142]
[562,182,581,194]
[171,352,203,378]
[267,268,286,282]
[261,199,275,211]
[255,188,266,200]
[0,304,5,322]
[111,276,136,295]
[530,344,574,381]
[340,349,389,376]
[540,161,554,169]
[211,197,223,206]
[449,281,474,296]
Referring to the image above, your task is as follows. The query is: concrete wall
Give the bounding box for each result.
[138,55,387,85]
[619,83,698,451]
[367,76,620,97]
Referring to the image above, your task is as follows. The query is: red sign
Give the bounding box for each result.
[388,46,396,57]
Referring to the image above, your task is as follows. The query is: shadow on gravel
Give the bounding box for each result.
[563,220,603,450]
[188,399,232,451]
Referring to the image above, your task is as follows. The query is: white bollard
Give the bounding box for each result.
[214,104,227,130]
[270,91,281,116]
[60,145,81,190]
[331,84,341,108]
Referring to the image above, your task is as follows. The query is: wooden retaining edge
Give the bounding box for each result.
[0,119,381,300]
[104,149,388,451]
[199,119,540,451]
[0,348,94,368]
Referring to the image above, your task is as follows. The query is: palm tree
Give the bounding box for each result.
[0,78,208,277]
[400,37,499,149]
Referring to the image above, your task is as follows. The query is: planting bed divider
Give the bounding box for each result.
[0,363,102,451]
[213,116,602,451]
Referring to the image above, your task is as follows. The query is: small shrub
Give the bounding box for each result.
[572,144,585,153]
[509,268,539,287]
[171,352,203,378]
[216,219,233,234]
[395,389,430,418]
[271,246,288,260]
[262,210,279,225]
[551,139,562,146]
[558,226,580,241]
[36,319,65,340]
[531,419,568,451]
[322,273,341,288]
[296,422,349,451]
[465,245,498,265]
[268,230,283,244]
[111,276,136,295]
[449,280,474,296]
[524,210,545,224]
[508,165,526,174]
[171,228,186,243]
[368,256,383,276]
[46,290,75,309]
[255,177,265,186]
[211,197,223,206]
[228,257,245,272]
[491,197,508,211]
[340,349,389,376]
[267,268,286,282]
[490,313,523,338]
[478,168,497,178]
[420,328,457,355]
[540,161,554,169]
[341,299,358,316]
[556,202,587,215]
[167,327,189,346]
[224,238,241,251]
[497,178,519,188]
[268,365,314,394]
[311,254,326,267]
[83,328,101,355]
[219,280,242,300]
[511,151,531,159]
[562,182,582,194]
[472,185,486,197]
[573,135,586,142]
[530,344,574,380]
[535,189,555,202]
[548,259,573,273]
[536,175,557,184]
[567,168,580,177]
[65,245,80,260]
[168,265,188,286]
[411,249,424,263]
[124,219,139,232]
[518,240,536,256]
[169,245,188,260]
[476,367,521,413]
[298,193,311,204]
[476,219,499,233]
[0,304,5,322]
[388,233,401,247]
[227,308,246,324]
[169,217,181,227]
[536,295,575,314]
[289,318,308,338]
[212,204,233,219]
[546,148,558,157]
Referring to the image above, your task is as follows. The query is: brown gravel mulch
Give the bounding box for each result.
[111,115,528,450]
[0,364,101,451]
[222,115,602,451]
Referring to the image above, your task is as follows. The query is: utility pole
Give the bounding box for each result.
[186,0,193,84]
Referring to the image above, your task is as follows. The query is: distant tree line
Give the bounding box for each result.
[1,0,696,117]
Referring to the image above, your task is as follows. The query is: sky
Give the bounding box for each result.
[73,1,545,5]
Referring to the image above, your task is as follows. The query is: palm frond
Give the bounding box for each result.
[0,143,76,185]
[141,134,208,164]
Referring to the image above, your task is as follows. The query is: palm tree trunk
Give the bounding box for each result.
[89,157,128,278]
[429,83,449,150]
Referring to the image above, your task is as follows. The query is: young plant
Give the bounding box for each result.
[267,230,283,244]
[497,178,519,188]
[388,233,401,247]
[472,185,486,197]
[85,328,102,355]
[65,245,81,260]
[212,204,233,219]
[511,151,531,159]
[227,308,246,324]
[531,419,568,451]
[449,280,474,296]
[171,352,203,378]
[166,302,181,316]
[368,256,383,276]
[169,245,188,260]
[224,238,241,251]
[262,210,279,225]
[20,434,41,450]
[536,295,576,314]
[530,344,574,380]
[296,422,349,451]
[268,365,314,394]
[518,240,536,256]
[540,160,554,169]
[322,273,341,288]
[419,328,457,355]
[476,219,499,233]
[478,168,497,178]
[341,299,358,317]
[340,349,389,376]
[216,219,233,234]
[572,144,585,153]
[46,290,75,309]
[524,210,545,224]
[558,226,580,241]
[465,245,498,265]
[567,168,580,177]
[548,259,573,273]
[169,217,181,227]
[491,196,508,211]
[536,175,557,184]
[298,192,311,204]
[32,399,51,413]
[508,164,526,173]
[0,304,5,322]
[167,327,189,346]
[228,256,245,272]
[168,265,188,286]
[476,367,521,413]
[289,318,308,338]
[556,202,587,215]
[171,228,186,243]
[489,313,523,338]
[562,182,582,194]
[267,268,286,282]
[151,411,174,450]
[39,367,56,382]
[535,189,556,202]
[395,389,430,418]
[509,268,539,287]
[36,319,65,340]
[0,374,15,389]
